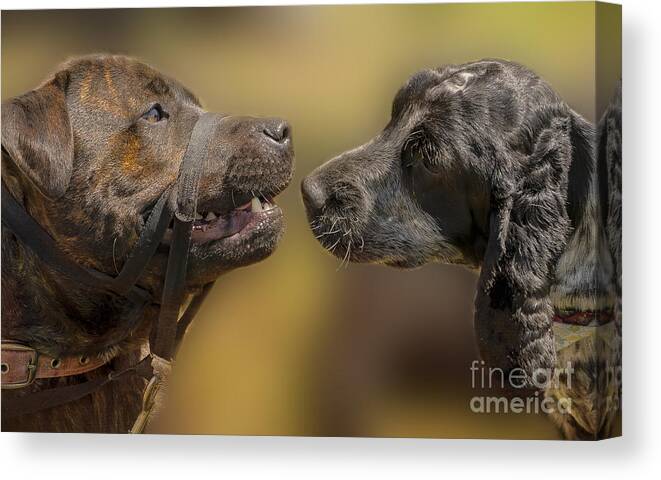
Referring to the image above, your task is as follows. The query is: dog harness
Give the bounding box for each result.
[1,112,221,432]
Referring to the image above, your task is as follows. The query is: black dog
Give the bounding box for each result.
[302,59,621,439]
[2,55,294,432]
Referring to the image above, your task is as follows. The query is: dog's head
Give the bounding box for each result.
[2,55,294,295]
[302,59,592,386]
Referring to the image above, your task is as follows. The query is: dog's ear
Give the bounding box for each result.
[474,108,581,388]
[1,75,73,199]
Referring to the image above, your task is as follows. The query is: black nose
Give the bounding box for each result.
[301,175,327,215]
[262,118,291,144]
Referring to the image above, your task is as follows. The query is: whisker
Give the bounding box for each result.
[337,239,352,271]
[328,238,341,252]
[112,237,119,275]
[315,229,341,238]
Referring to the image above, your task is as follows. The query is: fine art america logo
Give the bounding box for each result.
[469,360,574,415]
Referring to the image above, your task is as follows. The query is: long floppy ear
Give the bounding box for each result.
[474,107,580,388]
[1,76,73,199]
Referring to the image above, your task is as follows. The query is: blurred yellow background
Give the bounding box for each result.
[2,2,620,438]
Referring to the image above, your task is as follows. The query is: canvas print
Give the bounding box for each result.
[1,2,621,440]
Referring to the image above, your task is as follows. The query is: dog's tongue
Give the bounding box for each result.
[160,196,276,246]
[161,209,252,245]
[190,209,252,244]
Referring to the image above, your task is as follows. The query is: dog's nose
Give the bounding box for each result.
[262,118,291,144]
[301,175,327,215]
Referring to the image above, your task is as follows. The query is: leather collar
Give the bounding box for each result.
[1,342,111,389]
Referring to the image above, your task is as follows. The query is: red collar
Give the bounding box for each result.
[553,309,614,326]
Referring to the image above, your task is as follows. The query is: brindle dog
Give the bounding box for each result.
[1,54,294,432]
[302,59,621,439]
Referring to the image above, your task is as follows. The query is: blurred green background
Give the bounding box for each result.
[2,2,620,438]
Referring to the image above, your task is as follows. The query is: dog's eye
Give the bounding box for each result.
[402,131,436,170]
[402,143,420,169]
[402,134,422,169]
[141,104,167,123]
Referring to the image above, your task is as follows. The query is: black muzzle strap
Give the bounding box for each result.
[111,185,176,296]
[151,112,217,361]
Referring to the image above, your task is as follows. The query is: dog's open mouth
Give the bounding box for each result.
[161,195,279,245]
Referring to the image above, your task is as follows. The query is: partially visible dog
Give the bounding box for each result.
[302,59,621,439]
[2,55,294,432]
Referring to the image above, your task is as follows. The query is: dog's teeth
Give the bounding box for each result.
[251,197,263,212]
[195,212,203,220]
[205,212,217,221]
